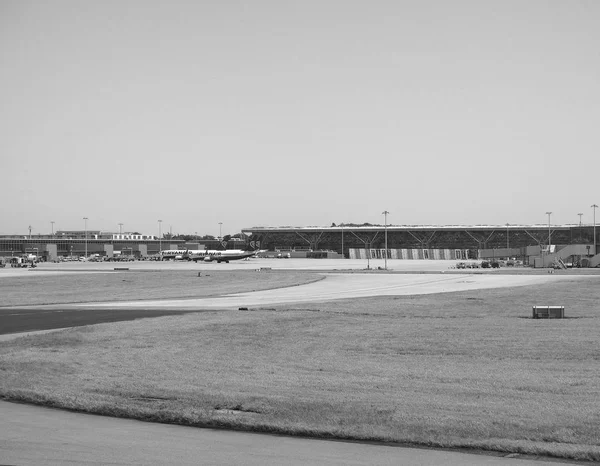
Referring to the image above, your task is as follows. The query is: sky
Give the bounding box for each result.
[1,1,600,237]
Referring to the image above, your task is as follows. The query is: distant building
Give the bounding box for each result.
[0,231,180,261]
[55,230,157,240]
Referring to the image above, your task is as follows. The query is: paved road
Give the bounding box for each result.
[0,401,578,466]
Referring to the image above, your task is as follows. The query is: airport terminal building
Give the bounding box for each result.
[242,223,600,266]
[0,230,241,261]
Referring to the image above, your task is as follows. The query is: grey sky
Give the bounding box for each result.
[1,1,599,237]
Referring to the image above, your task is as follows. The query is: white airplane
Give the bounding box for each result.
[188,249,258,263]
[159,249,258,263]
[159,249,189,260]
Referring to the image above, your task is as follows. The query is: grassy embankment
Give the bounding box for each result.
[1,273,599,461]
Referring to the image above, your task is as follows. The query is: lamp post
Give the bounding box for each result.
[506,223,510,254]
[592,204,598,255]
[118,223,123,235]
[51,221,55,236]
[83,217,88,259]
[218,222,223,240]
[578,213,583,227]
[158,219,163,254]
[545,212,552,266]
[341,224,344,259]
[382,210,389,270]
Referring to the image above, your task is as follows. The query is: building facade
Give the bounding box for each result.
[242,224,598,260]
[0,232,182,260]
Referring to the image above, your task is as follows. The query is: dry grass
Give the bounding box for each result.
[0,270,323,306]
[1,276,600,461]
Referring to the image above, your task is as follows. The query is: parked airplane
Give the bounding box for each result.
[159,249,189,260]
[159,249,258,263]
[188,249,258,263]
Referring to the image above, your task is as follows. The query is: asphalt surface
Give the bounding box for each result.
[0,306,198,336]
[0,401,580,466]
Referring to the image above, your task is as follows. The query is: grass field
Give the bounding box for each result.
[1,272,599,461]
[0,270,323,306]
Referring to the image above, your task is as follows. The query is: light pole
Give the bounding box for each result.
[506,223,510,253]
[382,210,389,270]
[592,204,598,255]
[578,213,583,227]
[83,217,88,258]
[118,223,123,235]
[218,222,223,240]
[546,212,552,266]
[51,221,55,236]
[158,220,163,253]
[341,224,344,259]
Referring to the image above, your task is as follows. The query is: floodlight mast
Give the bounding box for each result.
[158,220,163,254]
[546,212,552,266]
[592,204,598,255]
[83,217,88,258]
[382,211,389,270]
